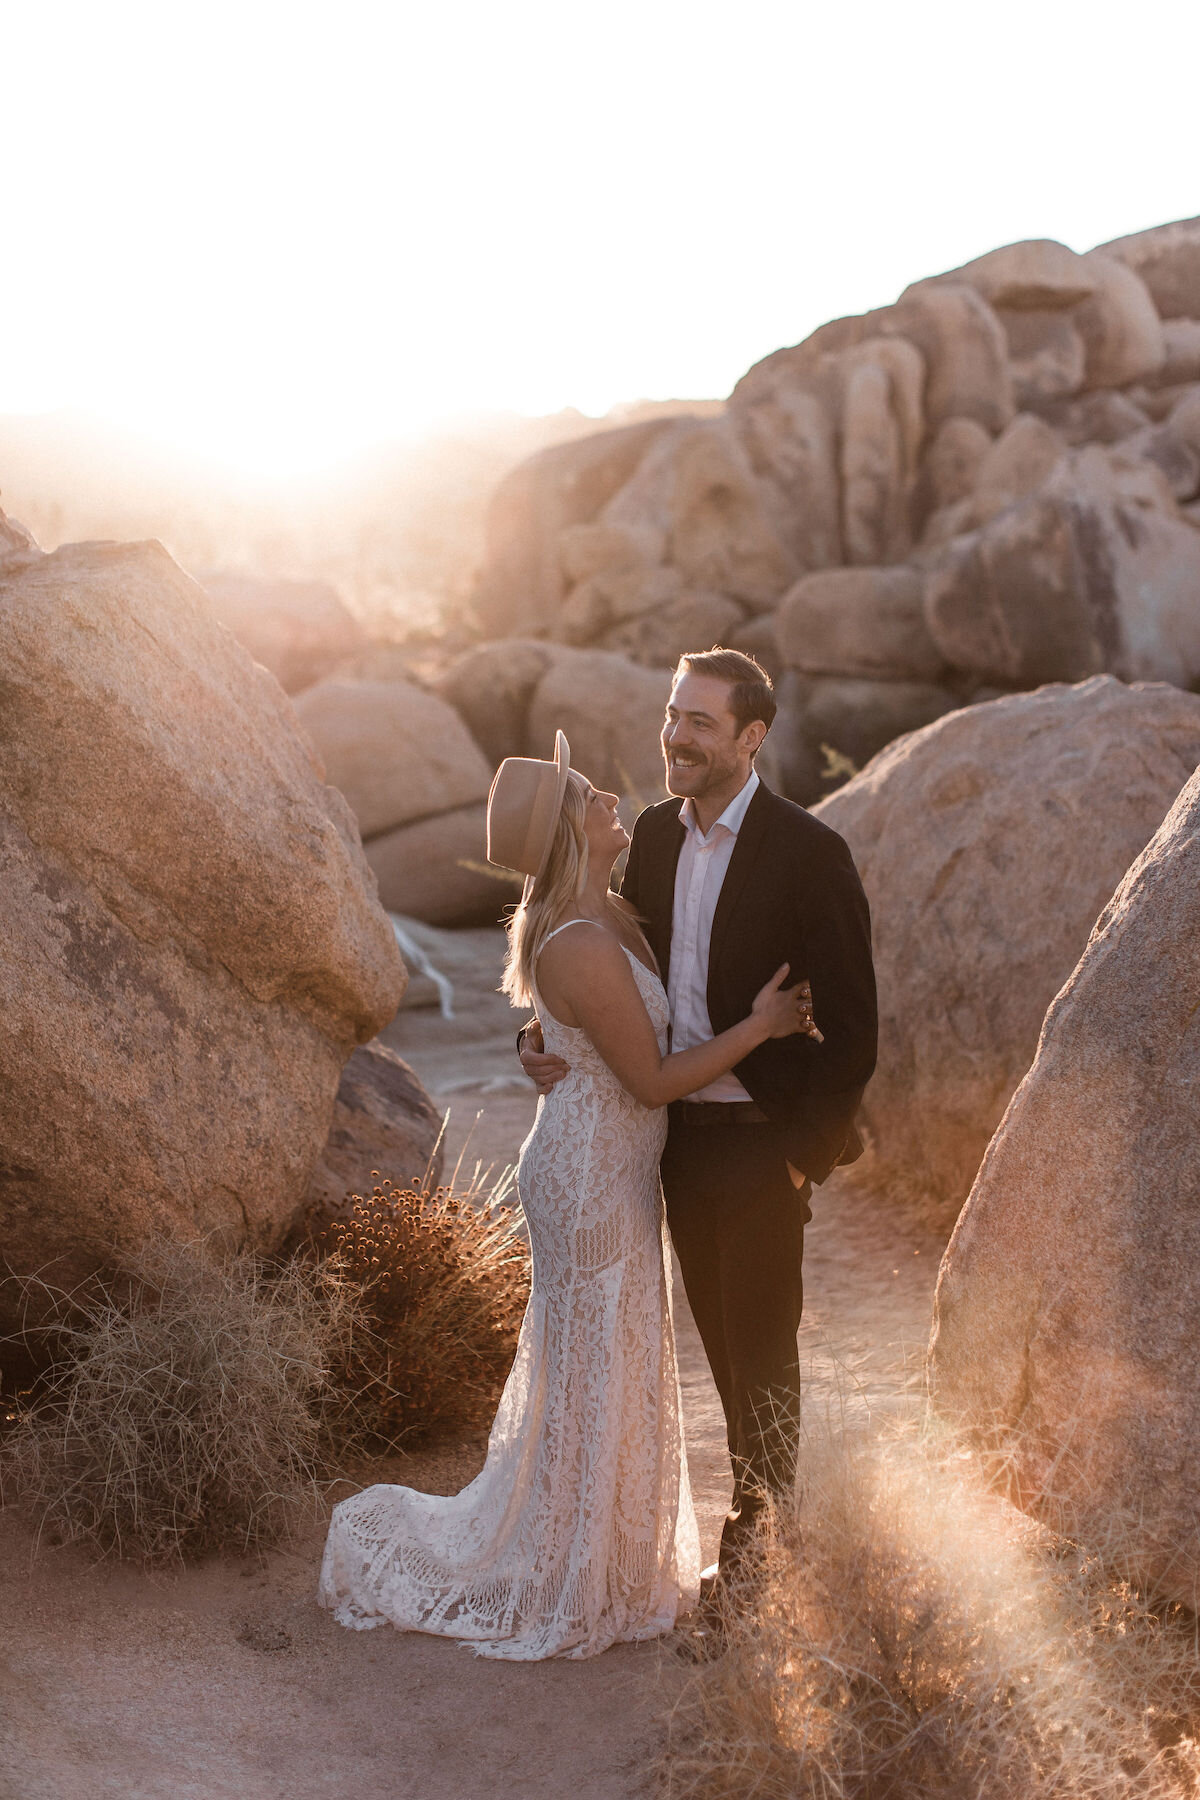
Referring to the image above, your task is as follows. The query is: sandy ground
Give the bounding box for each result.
[0,926,946,1800]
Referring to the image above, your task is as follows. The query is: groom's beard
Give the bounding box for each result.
[663,743,741,798]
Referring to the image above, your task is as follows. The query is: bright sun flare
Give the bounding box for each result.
[4,0,1199,478]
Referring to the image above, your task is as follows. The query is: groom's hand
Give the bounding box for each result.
[518,1021,571,1095]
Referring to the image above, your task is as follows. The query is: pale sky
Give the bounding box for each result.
[5,0,1199,476]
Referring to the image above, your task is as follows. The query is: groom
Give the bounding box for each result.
[521,647,877,1609]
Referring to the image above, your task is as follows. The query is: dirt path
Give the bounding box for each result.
[0,928,945,1800]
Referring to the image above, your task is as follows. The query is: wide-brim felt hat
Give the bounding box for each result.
[486,730,572,898]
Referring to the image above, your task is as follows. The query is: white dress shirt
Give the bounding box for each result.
[667,768,760,1101]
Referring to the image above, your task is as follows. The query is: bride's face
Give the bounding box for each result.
[576,774,628,863]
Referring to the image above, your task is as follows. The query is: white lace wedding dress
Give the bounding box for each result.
[318,935,700,1659]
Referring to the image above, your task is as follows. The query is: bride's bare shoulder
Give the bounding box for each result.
[537,919,629,977]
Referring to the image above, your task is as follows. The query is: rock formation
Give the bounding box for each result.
[772,671,957,804]
[459,215,1200,812]
[290,1041,445,1249]
[363,806,510,928]
[928,760,1200,1607]
[292,676,504,925]
[775,566,944,683]
[436,638,671,813]
[0,525,407,1332]
[924,447,1200,690]
[434,638,565,769]
[527,650,671,807]
[288,639,673,923]
[814,677,1200,1214]
[474,419,680,639]
[1095,216,1200,322]
[294,677,493,841]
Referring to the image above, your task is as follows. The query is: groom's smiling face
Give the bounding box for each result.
[661,671,749,800]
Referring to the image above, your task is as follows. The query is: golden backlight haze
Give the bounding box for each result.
[4,0,1199,478]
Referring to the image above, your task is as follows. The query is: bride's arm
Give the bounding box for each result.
[538,930,803,1108]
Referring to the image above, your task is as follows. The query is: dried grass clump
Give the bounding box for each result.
[835,1136,964,1238]
[0,1161,530,1560]
[321,1165,530,1447]
[0,1239,358,1563]
[662,1419,1200,1799]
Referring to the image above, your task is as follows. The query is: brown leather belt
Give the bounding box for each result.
[669,1100,770,1126]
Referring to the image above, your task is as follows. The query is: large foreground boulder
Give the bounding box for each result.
[814,677,1200,1214]
[200,570,367,695]
[0,533,406,1332]
[929,763,1200,1607]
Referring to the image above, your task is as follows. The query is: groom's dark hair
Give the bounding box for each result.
[675,646,777,738]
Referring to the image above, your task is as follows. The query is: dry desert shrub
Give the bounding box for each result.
[0,1239,359,1562]
[661,1419,1200,1800]
[0,1162,530,1561]
[318,1165,531,1448]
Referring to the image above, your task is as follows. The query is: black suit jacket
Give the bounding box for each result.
[620,780,877,1186]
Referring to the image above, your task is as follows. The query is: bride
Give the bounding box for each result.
[319,731,812,1659]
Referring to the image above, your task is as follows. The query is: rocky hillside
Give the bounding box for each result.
[464,218,1200,806]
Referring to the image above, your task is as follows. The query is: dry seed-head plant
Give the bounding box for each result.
[833,1133,966,1238]
[661,1417,1200,1800]
[0,1239,360,1563]
[321,1164,530,1448]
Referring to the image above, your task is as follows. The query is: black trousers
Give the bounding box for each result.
[661,1107,810,1570]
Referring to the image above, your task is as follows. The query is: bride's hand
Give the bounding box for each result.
[751,967,821,1040]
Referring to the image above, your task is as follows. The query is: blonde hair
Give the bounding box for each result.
[501,773,629,1008]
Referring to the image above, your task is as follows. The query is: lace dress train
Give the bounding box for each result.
[318,947,700,1660]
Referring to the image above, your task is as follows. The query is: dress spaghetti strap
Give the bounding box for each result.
[537,918,604,957]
